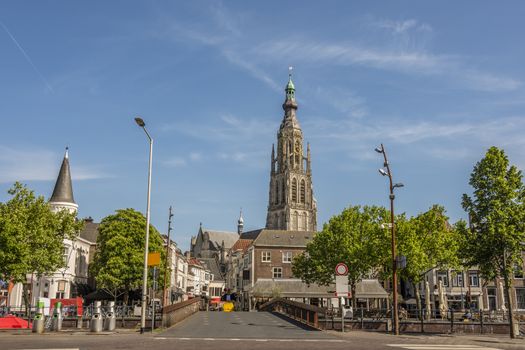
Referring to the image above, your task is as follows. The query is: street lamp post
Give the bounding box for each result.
[135,117,153,334]
[375,143,403,336]
[163,206,174,307]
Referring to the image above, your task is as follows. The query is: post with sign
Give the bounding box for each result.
[148,252,161,331]
[335,263,350,332]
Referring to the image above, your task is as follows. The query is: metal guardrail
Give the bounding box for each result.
[259,298,323,329]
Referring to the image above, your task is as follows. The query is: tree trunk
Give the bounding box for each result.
[22,284,30,320]
[415,285,424,333]
[351,282,357,310]
[502,271,515,339]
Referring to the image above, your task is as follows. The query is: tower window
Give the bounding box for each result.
[300,179,306,204]
[281,181,285,203]
[292,178,297,202]
[275,181,279,204]
[293,211,299,230]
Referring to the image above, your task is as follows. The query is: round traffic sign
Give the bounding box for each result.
[335,262,348,276]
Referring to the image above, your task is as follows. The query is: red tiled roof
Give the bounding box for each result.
[187,258,203,266]
[230,239,252,253]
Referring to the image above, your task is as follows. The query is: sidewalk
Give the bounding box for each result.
[326,329,525,346]
[0,327,142,336]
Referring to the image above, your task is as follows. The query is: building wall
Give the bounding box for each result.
[253,247,304,280]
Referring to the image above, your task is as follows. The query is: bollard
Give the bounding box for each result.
[51,302,63,332]
[32,301,45,334]
[77,315,83,329]
[104,301,116,331]
[90,301,103,333]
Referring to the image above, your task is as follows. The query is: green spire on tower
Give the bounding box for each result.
[285,66,295,100]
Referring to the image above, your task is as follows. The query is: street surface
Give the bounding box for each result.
[0,311,522,350]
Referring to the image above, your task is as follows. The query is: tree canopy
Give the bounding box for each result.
[397,205,461,285]
[292,205,390,307]
[292,204,462,310]
[89,208,166,303]
[460,146,525,338]
[0,182,82,283]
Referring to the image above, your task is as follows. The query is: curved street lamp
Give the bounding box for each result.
[135,116,153,334]
[376,143,403,336]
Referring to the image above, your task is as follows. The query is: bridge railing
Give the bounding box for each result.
[161,297,201,328]
[259,298,323,329]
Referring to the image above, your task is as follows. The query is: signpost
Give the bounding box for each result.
[147,252,160,331]
[335,263,349,332]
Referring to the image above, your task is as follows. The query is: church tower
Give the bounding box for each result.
[265,72,317,231]
[49,147,78,213]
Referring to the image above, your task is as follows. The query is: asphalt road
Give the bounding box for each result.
[160,309,334,339]
[0,311,522,350]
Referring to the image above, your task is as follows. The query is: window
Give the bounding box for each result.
[62,246,69,266]
[437,271,449,287]
[303,213,308,231]
[487,288,497,310]
[282,251,292,263]
[273,267,283,279]
[514,263,524,279]
[451,271,464,287]
[281,181,285,203]
[261,251,271,262]
[275,181,279,204]
[516,288,525,309]
[56,280,67,299]
[300,179,306,203]
[469,271,479,287]
[297,212,305,231]
[293,211,299,230]
[292,178,297,202]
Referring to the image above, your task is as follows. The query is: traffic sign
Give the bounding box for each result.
[148,252,161,266]
[335,275,350,297]
[335,262,348,276]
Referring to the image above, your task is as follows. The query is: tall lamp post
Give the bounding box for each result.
[375,143,403,336]
[163,206,174,307]
[135,117,153,334]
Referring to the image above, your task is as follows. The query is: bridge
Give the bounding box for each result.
[159,310,338,341]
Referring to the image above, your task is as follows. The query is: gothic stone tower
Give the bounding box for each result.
[266,74,317,232]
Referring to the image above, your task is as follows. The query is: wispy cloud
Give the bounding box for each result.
[373,19,432,35]
[303,115,525,162]
[161,113,275,168]
[0,146,109,183]
[253,38,520,92]
[161,152,203,168]
[163,114,274,142]
[0,20,54,93]
[154,5,279,91]
[314,86,368,118]
[162,156,187,168]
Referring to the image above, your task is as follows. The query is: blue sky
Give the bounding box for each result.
[1,1,524,250]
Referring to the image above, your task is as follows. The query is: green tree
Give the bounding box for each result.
[461,147,525,338]
[396,205,461,321]
[0,182,82,308]
[293,205,390,308]
[89,208,166,304]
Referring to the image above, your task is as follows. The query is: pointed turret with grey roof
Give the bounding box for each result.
[49,147,78,213]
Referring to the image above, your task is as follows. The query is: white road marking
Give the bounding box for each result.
[166,337,344,342]
[388,345,502,350]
